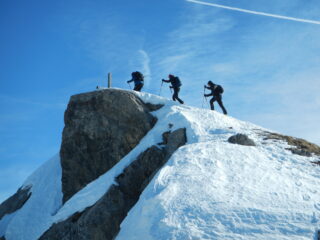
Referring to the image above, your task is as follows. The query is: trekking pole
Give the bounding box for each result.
[159,81,163,96]
[201,96,204,108]
[205,95,210,108]
[128,82,132,90]
[202,86,206,109]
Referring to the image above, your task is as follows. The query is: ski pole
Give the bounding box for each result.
[128,82,132,90]
[159,81,163,96]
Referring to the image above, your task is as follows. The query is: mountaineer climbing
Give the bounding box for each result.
[127,71,144,92]
[162,74,184,104]
[204,81,227,115]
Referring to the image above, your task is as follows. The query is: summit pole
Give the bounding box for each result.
[108,72,112,88]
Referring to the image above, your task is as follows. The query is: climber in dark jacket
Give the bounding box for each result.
[127,71,144,92]
[204,81,227,115]
[162,74,184,104]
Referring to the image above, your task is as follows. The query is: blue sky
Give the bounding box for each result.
[0,0,319,202]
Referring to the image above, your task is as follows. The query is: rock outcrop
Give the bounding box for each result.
[0,185,32,221]
[0,89,186,240]
[228,133,256,146]
[40,128,187,240]
[60,89,159,203]
[261,131,320,157]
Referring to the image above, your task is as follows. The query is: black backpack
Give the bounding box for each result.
[174,77,182,87]
[215,85,224,94]
[133,71,144,81]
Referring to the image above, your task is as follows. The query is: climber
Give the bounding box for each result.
[127,71,144,92]
[162,74,184,104]
[204,81,227,115]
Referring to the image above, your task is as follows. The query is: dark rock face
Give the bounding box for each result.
[116,146,165,200]
[0,185,32,221]
[228,134,256,146]
[40,128,187,240]
[289,148,312,157]
[60,89,158,203]
[145,103,164,112]
[0,236,5,240]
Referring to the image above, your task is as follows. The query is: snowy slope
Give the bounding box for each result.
[1,90,320,240]
[0,154,62,240]
[117,92,320,240]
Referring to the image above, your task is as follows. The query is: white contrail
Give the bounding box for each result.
[186,0,320,25]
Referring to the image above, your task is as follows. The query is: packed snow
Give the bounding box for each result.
[0,154,62,240]
[116,91,320,240]
[1,89,320,240]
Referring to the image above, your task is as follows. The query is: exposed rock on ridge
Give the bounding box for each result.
[261,131,320,157]
[40,128,187,240]
[0,185,32,221]
[228,133,256,146]
[60,89,159,203]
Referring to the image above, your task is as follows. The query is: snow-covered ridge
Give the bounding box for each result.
[117,92,320,240]
[1,89,320,240]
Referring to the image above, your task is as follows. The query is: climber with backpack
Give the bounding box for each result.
[127,71,144,92]
[162,74,184,104]
[204,81,227,115]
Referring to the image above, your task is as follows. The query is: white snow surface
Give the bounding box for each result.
[0,154,62,240]
[124,91,320,240]
[1,89,320,240]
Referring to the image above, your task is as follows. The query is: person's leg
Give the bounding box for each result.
[174,87,184,104]
[134,83,143,92]
[217,97,227,115]
[172,88,177,101]
[209,98,215,110]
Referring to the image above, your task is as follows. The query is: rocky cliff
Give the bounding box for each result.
[0,186,31,224]
[39,89,187,239]
[0,89,186,240]
[60,89,161,203]
[2,88,320,240]
[40,128,186,240]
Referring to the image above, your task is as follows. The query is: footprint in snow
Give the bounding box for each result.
[310,189,317,194]
[303,194,311,201]
[275,165,282,170]
[315,203,320,211]
[311,212,318,223]
[295,181,302,187]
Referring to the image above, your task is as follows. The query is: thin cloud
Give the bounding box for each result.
[138,50,151,88]
[151,2,320,145]
[186,0,320,25]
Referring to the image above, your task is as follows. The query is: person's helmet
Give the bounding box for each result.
[208,80,214,86]
[168,74,174,78]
